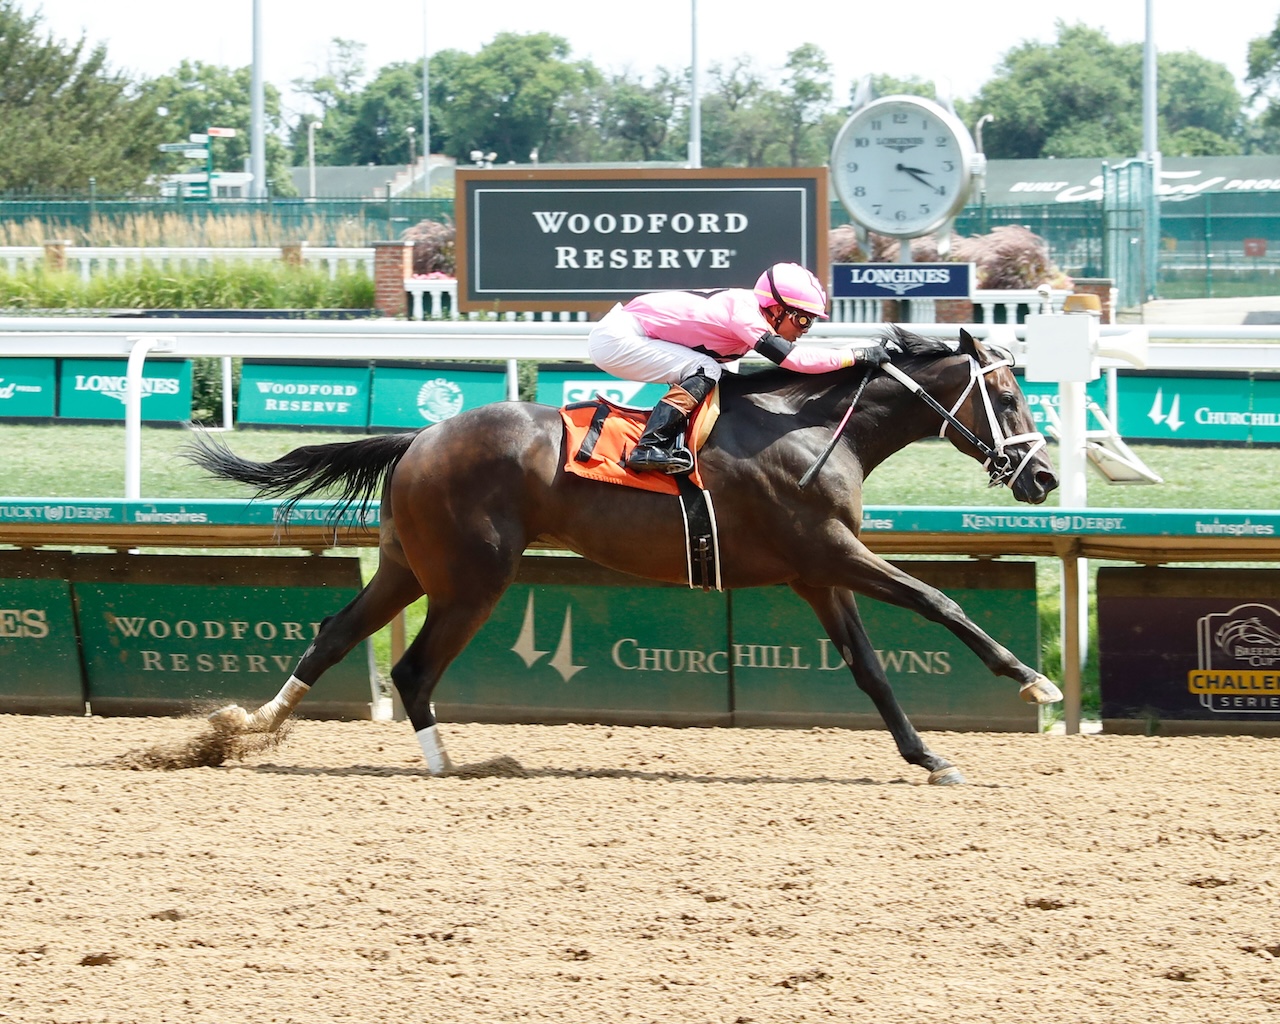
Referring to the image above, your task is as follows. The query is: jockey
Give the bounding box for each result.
[587,261,889,474]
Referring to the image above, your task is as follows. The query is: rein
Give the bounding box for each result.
[880,357,1047,488]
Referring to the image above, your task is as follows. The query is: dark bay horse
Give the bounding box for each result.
[186,326,1060,784]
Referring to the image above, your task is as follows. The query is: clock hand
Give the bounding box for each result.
[895,163,943,194]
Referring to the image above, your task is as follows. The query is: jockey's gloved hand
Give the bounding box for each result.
[844,343,890,366]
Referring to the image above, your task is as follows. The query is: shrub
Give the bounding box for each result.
[401,218,456,276]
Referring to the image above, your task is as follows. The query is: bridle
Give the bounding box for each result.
[880,355,1047,489]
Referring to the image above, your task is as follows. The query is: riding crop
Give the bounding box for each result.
[798,368,874,489]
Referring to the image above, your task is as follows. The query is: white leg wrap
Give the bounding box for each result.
[245,676,310,732]
[416,725,453,776]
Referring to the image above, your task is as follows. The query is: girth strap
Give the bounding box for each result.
[573,403,612,463]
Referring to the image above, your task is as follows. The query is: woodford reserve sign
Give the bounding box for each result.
[455,168,827,313]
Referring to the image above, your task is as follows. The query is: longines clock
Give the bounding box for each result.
[831,94,981,241]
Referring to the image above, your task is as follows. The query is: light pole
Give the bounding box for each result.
[406,125,416,183]
[422,1,430,191]
[688,0,701,168]
[307,121,323,200]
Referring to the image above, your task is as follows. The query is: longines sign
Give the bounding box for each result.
[455,168,827,313]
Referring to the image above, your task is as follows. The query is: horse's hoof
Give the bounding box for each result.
[1020,675,1064,704]
[928,766,966,785]
[207,704,250,732]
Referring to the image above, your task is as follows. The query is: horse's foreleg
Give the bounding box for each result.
[791,583,963,784]
[209,558,424,735]
[840,549,1062,706]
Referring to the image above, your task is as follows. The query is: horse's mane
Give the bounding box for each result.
[724,324,960,409]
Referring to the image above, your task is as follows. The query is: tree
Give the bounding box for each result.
[596,69,684,162]
[144,61,296,196]
[777,44,834,166]
[428,33,602,164]
[1246,14,1280,151]
[973,20,1244,159]
[0,1,165,192]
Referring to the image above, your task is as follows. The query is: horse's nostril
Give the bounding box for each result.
[1036,470,1059,493]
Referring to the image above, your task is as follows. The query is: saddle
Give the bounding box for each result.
[559,389,723,590]
[558,388,720,495]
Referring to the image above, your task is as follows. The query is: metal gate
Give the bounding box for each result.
[1103,158,1159,311]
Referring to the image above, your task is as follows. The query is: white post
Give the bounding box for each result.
[250,0,266,198]
[221,356,234,430]
[688,0,701,168]
[308,121,322,199]
[124,336,174,498]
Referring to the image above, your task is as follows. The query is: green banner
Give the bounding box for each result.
[57,358,192,422]
[436,559,1038,729]
[238,362,370,428]
[437,582,732,723]
[369,364,507,428]
[731,579,1038,728]
[0,576,84,713]
[535,365,667,408]
[72,556,373,718]
[0,358,56,418]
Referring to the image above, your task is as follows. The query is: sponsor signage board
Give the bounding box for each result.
[831,262,974,299]
[238,361,371,428]
[0,571,85,713]
[535,364,667,408]
[369,363,507,429]
[456,168,827,313]
[0,358,56,418]
[437,557,1038,729]
[72,555,373,718]
[57,358,191,422]
[1099,567,1280,734]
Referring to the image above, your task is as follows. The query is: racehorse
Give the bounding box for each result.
[186,326,1061,784]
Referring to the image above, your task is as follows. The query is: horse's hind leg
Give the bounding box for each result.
[791,583,964,785]
[389,591,513,775]
[210,556,424,734]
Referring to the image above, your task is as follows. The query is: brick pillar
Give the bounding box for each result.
[280,242,305,268]
[43,239,72,272]
[934,299,975,324]
[373,240,415,317]
[1071,278,1116,324]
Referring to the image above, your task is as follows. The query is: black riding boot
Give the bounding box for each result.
[626,374,714,474]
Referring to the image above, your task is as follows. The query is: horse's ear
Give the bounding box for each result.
[958,328,981,361]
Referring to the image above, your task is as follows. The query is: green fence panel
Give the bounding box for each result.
[535,363,668,408]
[70,554,373,719]
[369,363,508,429]
[0,358,57,418]
[0,553,85,714]
[731,562,1040,731]
[237,360,371,428]
[57,358,192,422]
[436,560,731,725]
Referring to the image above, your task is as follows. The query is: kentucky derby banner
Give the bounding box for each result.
[1099,567,1280,735]
[369,362,507,429]
[456,168,827,314]
[831,262,974,299]
[0,358,56,419]
[238,360,370,429]
[57,358,191,422]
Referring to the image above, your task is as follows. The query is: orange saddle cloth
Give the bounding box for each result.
[559,389,719,494]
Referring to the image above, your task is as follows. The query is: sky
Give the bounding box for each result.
[33,0,1280,123]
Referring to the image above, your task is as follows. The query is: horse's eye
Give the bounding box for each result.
[1000,392,1016,408]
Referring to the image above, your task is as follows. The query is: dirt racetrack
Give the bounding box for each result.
[2,714,1278,1024]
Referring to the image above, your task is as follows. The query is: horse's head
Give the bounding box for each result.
[890,326,1058,505]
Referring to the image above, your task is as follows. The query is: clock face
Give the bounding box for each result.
[831,96,976,238]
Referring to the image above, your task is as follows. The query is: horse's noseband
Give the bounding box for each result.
[936,357,1047,489]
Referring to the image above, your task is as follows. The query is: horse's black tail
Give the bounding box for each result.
[182,429,419,521]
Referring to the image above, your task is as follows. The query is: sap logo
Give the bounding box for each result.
[562,379,647,405]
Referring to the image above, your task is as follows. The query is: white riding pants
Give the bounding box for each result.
[587,304,725,386]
